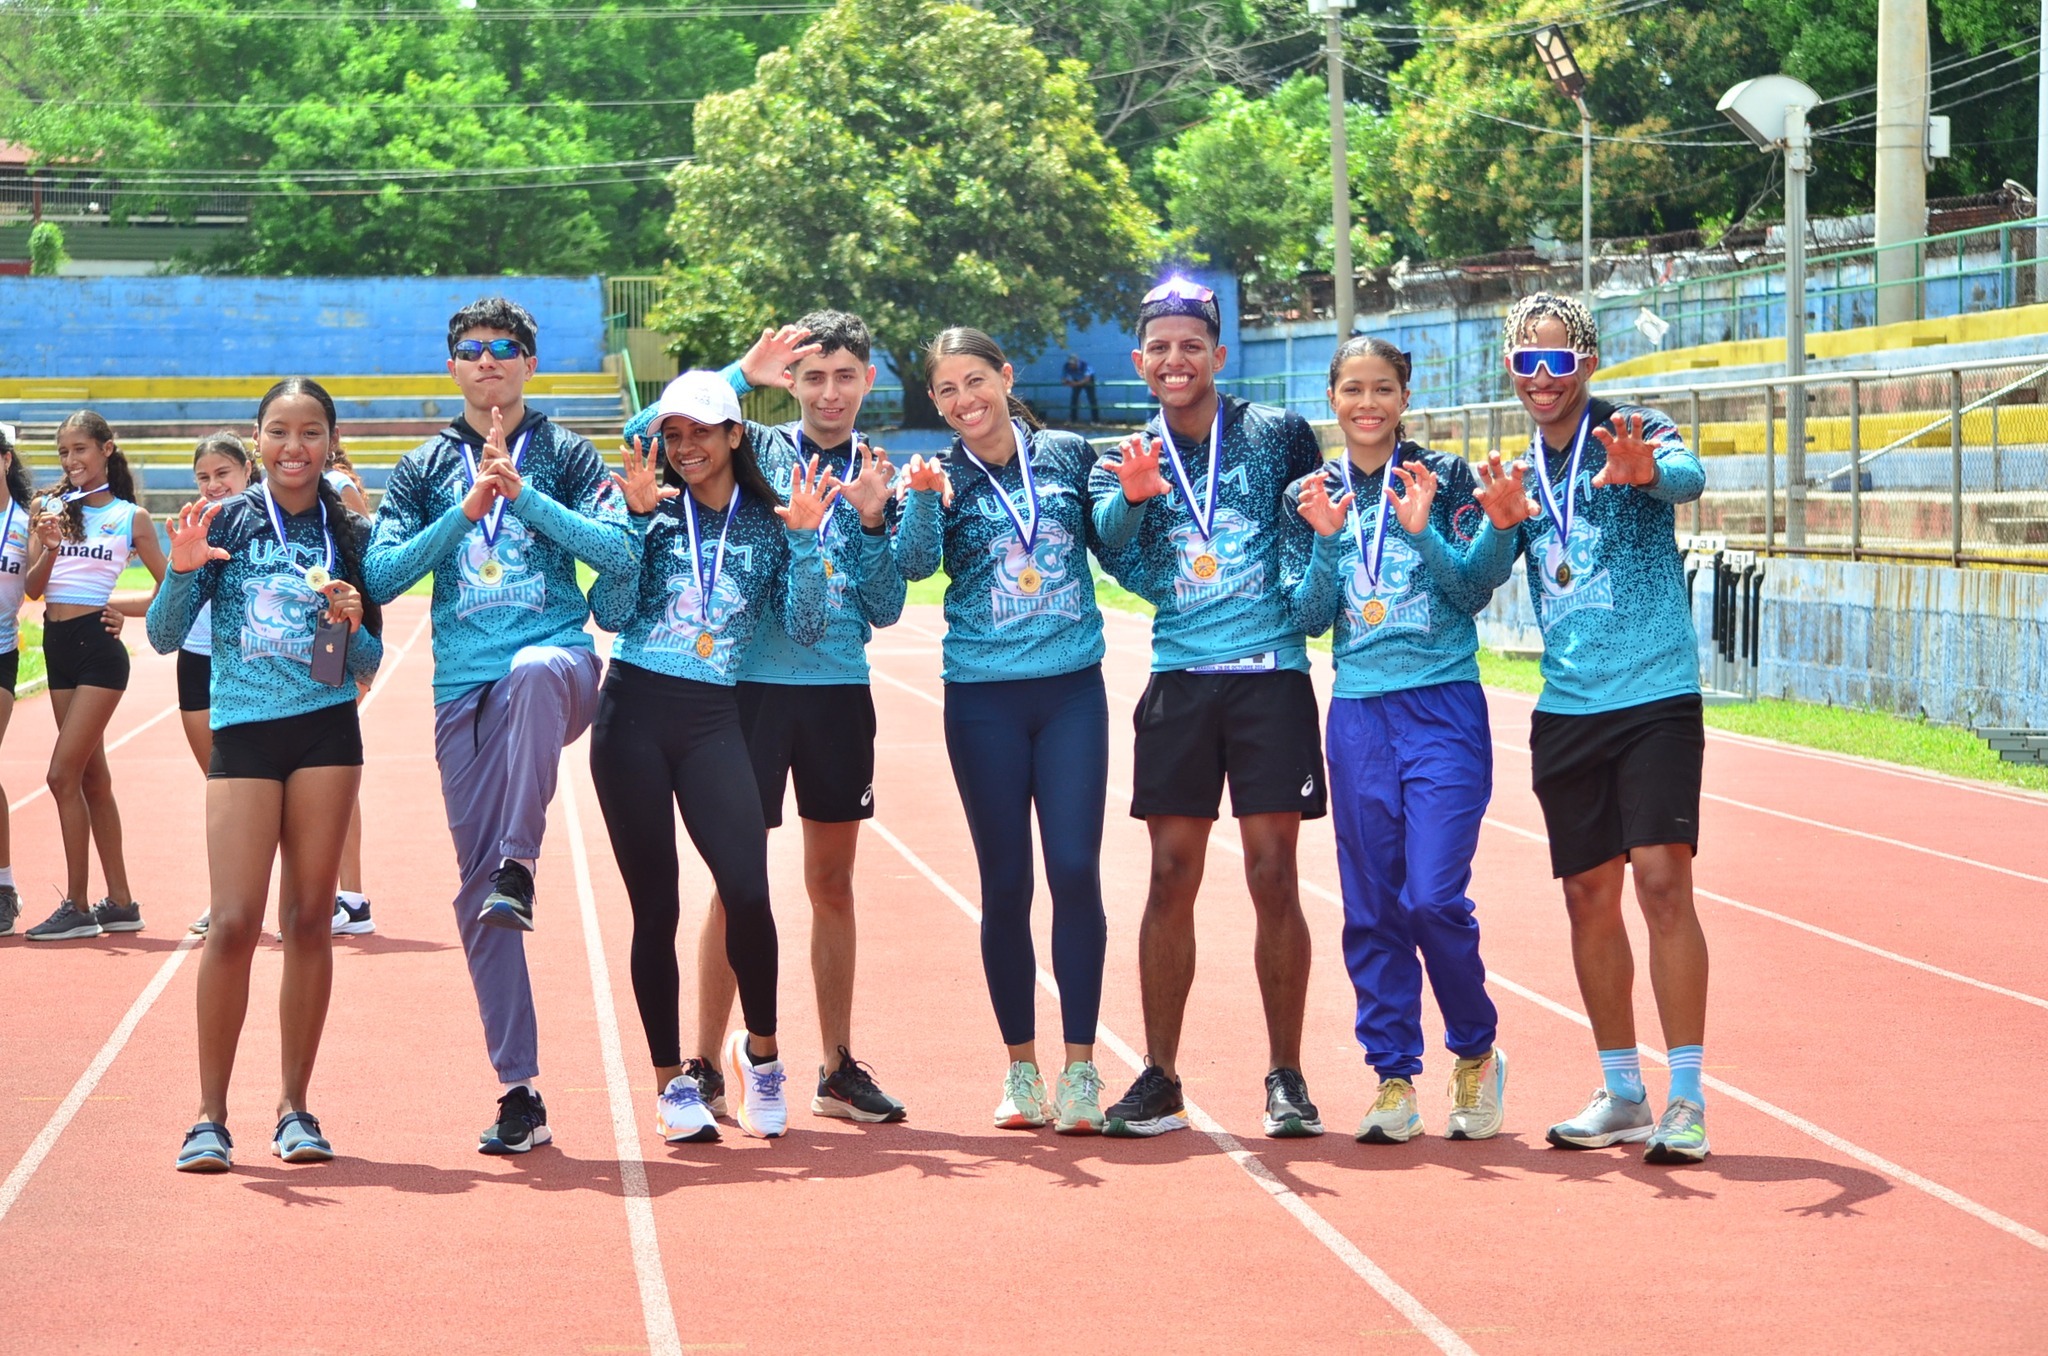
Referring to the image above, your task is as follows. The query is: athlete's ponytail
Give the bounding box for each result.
[50,410,130,541]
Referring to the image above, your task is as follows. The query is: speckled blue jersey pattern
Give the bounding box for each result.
[1089,397,1325,672]
[894,428,1106,684]
[590,490,827,686]
[145,488,383,730]
[364,411,634,704]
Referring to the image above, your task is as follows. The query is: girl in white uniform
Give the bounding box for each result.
[0,426,34,937]
[22,411,169,940]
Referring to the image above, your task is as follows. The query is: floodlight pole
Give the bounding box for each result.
[1318,0,1356,338]
[1784,103,1811,549]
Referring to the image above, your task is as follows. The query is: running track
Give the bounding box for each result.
[1,597,2042,1353]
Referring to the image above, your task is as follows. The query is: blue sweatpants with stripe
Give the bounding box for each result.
[1328,681,1498,1080]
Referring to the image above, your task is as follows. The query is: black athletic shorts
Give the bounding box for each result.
[209,701,364,782]
[43,613,130,692]
[1529,693,1705,879]
[0,647,16,697]
[1131,667,1326,820]
[735,681,876,828]
[177,649,212,713]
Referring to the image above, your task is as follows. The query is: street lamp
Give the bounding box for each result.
[1531,23,1591,304]
[1719,73,1821,550]
[1310,0,1356,338]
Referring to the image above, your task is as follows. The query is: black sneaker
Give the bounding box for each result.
[1263,1067,1325,1138]
[26,899,101,941]
[1103,1064,1188,1138]
[811,1046,908,1123]
[477,861,534,932]
[90,897,144,933]
[0,886,19,937]
[479,1085,552,1154]
[682,1058,727,1117]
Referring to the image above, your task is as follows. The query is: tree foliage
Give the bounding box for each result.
[27,221,67,275]
[651,0,1165,423]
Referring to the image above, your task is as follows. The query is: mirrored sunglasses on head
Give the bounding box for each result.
[1143,276,1216,305]
[1507,347,1586,379]
[451,338,530,362]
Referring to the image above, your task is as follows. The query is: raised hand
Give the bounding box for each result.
[320,580,366,633]
[478,406,523,501]
[31,502,63,550]
[777,455,843,533]
[1473,451,1539,530]
[167,499,229,573]
[461,464,502,522]
[1101,433,1170,503]
[903,453,954,507]
[610,436,679,515]
[1388,461,1439,535]
[1590,411,1660,488]
[739,324,823,391]
[840,438,896,528]
[1294,473,1354,538]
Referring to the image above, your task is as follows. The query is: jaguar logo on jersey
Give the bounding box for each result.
[455,516,546,620]
[1533,513,1612,627]
[1344,529,1432,635]
[1171,507,1263,609]
[239,572,324,665]
[646,550,749,669]
[988,519,1084,629]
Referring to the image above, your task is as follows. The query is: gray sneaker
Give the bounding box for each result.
[1545,1088,1655,1149]
[26,900,103,941]
[90,898,144,933]
[1643,1097,1710,1164]
[0,886,19,937]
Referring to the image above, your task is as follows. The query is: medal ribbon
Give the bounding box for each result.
[1159,404,1223,542]
[681,489,740,627]
[1527,410,1592,549]
[958,420,1039,551]
[0,499,17,566]
[59,483,110,504]
[793,428,860,547]
[460,425,534,550]
[1337,445,1400,591]
[260,483,335,577]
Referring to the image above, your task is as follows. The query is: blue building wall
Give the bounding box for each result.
[0,276,607,376]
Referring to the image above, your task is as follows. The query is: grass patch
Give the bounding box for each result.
[19,618,44,692]
[903,567,1156,615]
[1476,647,2048,792]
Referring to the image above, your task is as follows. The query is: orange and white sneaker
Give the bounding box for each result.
[994,1061,1050,1129]
[721,1029,787,1139]
[654,1073,719,1144]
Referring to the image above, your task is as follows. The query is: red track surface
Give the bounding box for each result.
[1,597,2042,1353]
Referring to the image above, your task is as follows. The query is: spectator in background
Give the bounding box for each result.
[1061,353,1100,424]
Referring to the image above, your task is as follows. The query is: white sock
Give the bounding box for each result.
[338,890,367,907]
[502,1078,536,1093]
[0,867,13,888]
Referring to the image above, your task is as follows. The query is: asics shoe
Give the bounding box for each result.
[1643,1097,1710,1164]
[682,1057,727,1117]
[1545,1088,1655,1150]
[1053,1061,1104,1135]
[1103,1064,1187,1138]
[90,897,144,933]
[993,1061,1050,1130]
[1263,1067,1324,1138]
[272,1112,334,1163]
[1445,1048,1507,1141]
[479,1085,551,1155]
[0,886,19,936]
[812,1047,907,1124]
[176,1122,233,1173]
[722,1030,787,1139]
[477,861,535,932]
[331,896,375,936]
[26,900,101,941]
[1355,1077,1424,1144]
[655,1074,720,1144]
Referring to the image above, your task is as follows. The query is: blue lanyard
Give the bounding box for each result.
[1337,445,1399,590]
[260,484,335,578]
[793,428,859,546]
[958,421,1039,551]
[1527,410,1591,547]
[680,489,739,625]
[1159,405,1223,541]
[460,426,534,549]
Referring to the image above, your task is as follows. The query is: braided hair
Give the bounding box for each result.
[1502,292,1599,358]
[254,378,382,638]
[49,411,137,542]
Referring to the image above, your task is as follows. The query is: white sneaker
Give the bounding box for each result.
[188,913,211,936]
[993,1061,1049,1129]
[1446,1047,1507,1141]
[654,1074,719,1144]
[1355,1077,1424,1144]
[721,1029,787,1139]
[331,895,375,935]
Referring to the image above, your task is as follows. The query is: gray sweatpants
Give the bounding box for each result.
[433,645,604,1083]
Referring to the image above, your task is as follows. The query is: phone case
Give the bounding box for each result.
[310,618,350,687]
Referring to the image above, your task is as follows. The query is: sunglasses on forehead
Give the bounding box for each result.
[451,337,530,362]
[1507,347,1588,379]
[1143,277,1216,305]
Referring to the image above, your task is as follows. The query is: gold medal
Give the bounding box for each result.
[1361,598,1388,627]
[479,558,505,586]
[304,565,332,590]
[1193,552,1219,580]
[695,631,716,659]
[1018,566,1042,595]
[1555,563,1573,587]
[823,556,835,579]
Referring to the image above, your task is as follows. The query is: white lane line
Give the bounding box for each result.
[866,819,1477,1356]
[562,760,685,1356]
[354,608,431,716]
[0,934,199,1228]
[871,667,942,709]
[8,700,179,814]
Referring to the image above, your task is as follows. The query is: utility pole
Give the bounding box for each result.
[1874,0,1929,325]
[2037,0,2046,300]
[1315,0,1356,338]
[1784,104,1812,549]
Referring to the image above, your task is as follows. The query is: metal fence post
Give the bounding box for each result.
[1848,377,1862,560]
[1990,395,2003,493]
[1763,383,1776,553]
[1950,368,1964,564]
[1486,405,1500,459]
[1690,389,1704,534]
[1421,411,1433,452]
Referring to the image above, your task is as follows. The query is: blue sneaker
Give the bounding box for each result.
[272,1111,334,1163]
[177,1122,233,1173]
[477,862,534,932]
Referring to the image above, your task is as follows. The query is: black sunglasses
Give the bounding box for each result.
[451,338,530,362]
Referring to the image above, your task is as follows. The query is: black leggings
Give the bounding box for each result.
[589,661,777,1068]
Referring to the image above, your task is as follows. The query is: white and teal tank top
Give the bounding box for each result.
[45,498,138,606]
[0,498,28,652]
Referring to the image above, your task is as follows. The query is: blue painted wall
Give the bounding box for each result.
[0,276,607,377]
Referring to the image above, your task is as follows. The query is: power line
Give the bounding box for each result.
[1347,59,1750,147]
[3,3,827,19]
[10,96,704,110]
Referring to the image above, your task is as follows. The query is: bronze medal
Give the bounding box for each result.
[1018,566,1042,595]
[823,556,835,579]
[1193,552,1219,580]
[479,558,505,586]
[1361,598,1388,627]
[695,631,716,659]
[1555,563,1573,587]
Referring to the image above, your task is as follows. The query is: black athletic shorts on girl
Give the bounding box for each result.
[177,649,212,713]
[735,680,877,828]
[1529,693,1704,878]
[0,647,16,698]
[1130,667,1327,820]
[208,701,364,782]
[42,613,130,691]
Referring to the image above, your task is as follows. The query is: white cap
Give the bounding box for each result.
[649,370,743,431]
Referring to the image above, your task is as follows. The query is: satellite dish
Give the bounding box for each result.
[1716,75,1821,150]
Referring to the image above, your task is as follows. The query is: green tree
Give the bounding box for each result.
[27,222,68,276]
[651,0,1166,426]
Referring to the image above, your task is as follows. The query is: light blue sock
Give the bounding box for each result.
[1598,1048,1645,1103]
[1667,1046,1704,1106]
